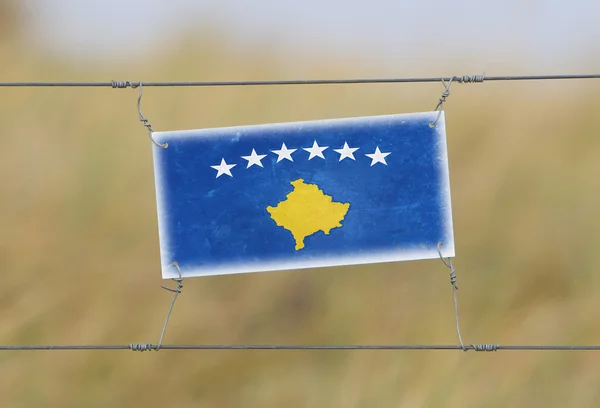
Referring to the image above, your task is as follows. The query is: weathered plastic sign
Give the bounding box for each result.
[152,111,454,279]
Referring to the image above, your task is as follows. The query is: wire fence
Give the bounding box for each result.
[2,344,600,352]
[0,73,599,88]
[2,72,600,353]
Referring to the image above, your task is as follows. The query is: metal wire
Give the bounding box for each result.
[436,242,466,351]
[0,73,599,87]
[430,78,453,127]
[0,247,593,353]
[156,262,184,350]
[136,82,167,148]
[0,344,599,351]
[0,71,597,353]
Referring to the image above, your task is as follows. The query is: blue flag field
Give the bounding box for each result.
[151,111,455,279]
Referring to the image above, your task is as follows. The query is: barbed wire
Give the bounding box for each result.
[0,73,598,88]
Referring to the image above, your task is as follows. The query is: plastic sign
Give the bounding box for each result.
[152,111,454,279]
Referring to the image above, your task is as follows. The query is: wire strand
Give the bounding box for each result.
[156,262,184,350]
[0,74,599,87]
[0,344,599,351]
[1,72,598,354]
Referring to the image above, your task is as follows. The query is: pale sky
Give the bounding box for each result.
[20,0,600,72]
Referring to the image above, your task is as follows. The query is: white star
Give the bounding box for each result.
[241,148,267,168]
[210,158,236,178]
[365,146,391,166]
[333,142,359,161]
[303,140,329,160]
[271,143,297,163]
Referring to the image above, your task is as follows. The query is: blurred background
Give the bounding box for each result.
[1,0,600,406]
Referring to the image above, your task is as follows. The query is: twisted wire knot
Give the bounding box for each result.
[471,344,499,352]
[448,264,458,290]
[161,278,183,294]
[437,242,458,290]
[130,343,156,352]
[139,116,154,134]
[438,88,450,104]
[457,74,485,83]
[111,80,138,89]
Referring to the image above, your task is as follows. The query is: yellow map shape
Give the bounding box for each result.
[266,179,350,250]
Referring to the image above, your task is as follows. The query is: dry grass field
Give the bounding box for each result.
[1,3,600,407]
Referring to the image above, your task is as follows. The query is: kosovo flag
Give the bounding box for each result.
[152,111,455,279]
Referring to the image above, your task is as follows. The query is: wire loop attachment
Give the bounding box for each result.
[429,78,453,128]
[428,73,485,127]
[156,262,184,350]
[437,242,467,350]
[136,82,168,148]
[437,243,499,353]
[130,343,155,352]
